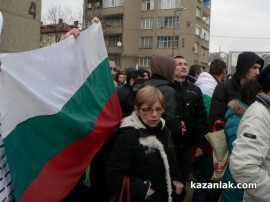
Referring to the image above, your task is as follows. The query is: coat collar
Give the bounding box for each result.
[256,93,270,111]
[120,111,172,201]
[120,111,165,129]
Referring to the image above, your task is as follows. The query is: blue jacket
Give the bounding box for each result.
[220,99,248,202]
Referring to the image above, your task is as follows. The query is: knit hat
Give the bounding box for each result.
[0,12,3,35]
[150,55,176,83]
[234,52,264,82]
[125,67,137,75]
[258,64,270,93]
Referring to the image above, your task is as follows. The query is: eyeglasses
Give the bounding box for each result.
[140,107,164,114]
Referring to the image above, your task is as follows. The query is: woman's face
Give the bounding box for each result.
[135,102,164,127]
[118,74,125,84]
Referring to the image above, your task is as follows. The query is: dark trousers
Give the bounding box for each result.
[192,154,221,202]
[191,154,212,202]
[173,146,193,202]
[176,147,193,184]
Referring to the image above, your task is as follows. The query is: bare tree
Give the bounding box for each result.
[43,4,77,25]
[42,4,80,43]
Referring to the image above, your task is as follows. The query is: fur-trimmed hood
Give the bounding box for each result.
[227,99,248,116]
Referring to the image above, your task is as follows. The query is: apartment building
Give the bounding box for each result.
[83,0,211,70]
[40,19,79,48]
[0,0,41,53]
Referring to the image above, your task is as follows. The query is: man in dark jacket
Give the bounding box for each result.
[174,56,208,202]
[144,55,183,142]
[187,64,203,83]
[208,51,264,202]
[117,70,139,117]
[209,51,264,131]
[144,56,184,200]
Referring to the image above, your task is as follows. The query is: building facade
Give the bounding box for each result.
[83,0,211,70]
[0,0,41,53]
[40,19,79,48]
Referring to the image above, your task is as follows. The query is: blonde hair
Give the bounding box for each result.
[134,85,165,108]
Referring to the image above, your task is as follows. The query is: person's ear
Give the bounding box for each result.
[134,106,139,114]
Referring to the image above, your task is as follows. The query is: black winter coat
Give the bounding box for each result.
[117,84,135,117]
[174,80,207,149]
[106,112,182,202]
[209,51,263,131]
[144,75,182,144]
[209,77,240,131]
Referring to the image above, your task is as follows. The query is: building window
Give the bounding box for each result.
[139,57,150,67]
[158,0,180,9]
[193,42,199,53]
[195,24,201,36]
[203,16,210,25]
[141,18,153,29]
[147,0,151,10]
[157,16,179,29]
[105,16,123,27]
[108,54,121,67]
[103,0,123,8]
[157,36,178,48]
[140,37,153,48]
[196,7,201,19]
[202,47,209,56]
[87,1,102,9]
[105,35,121,47]
[141,0,154,11]
[204,0,211,9]
[201,29,209,41]
[48,34,55,43]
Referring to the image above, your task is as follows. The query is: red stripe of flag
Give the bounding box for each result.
[20,93,122,202]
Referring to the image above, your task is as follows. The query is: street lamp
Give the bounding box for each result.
[172,7,186,57]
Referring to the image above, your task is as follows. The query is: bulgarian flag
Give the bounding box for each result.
[0,23,122,201]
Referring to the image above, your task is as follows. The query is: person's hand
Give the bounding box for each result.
[195,147,204,158]
[172,181,184,194]
[181,121,187,135]
[64,28,80,39]
[91,16,100,24]
[147,187,155,197]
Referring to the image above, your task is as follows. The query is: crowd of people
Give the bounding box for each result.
[1,14,270,202]
[84,48,270,202]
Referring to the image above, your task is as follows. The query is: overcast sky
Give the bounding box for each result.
[42,0,270,53]
[41,0,83,23]
[210,0,270,53]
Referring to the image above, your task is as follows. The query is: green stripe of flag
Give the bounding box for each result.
[4,58,114,199]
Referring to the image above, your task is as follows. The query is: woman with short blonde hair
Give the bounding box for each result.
[107,85,183,202]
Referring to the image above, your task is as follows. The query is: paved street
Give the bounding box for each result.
[184,181,194,202]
